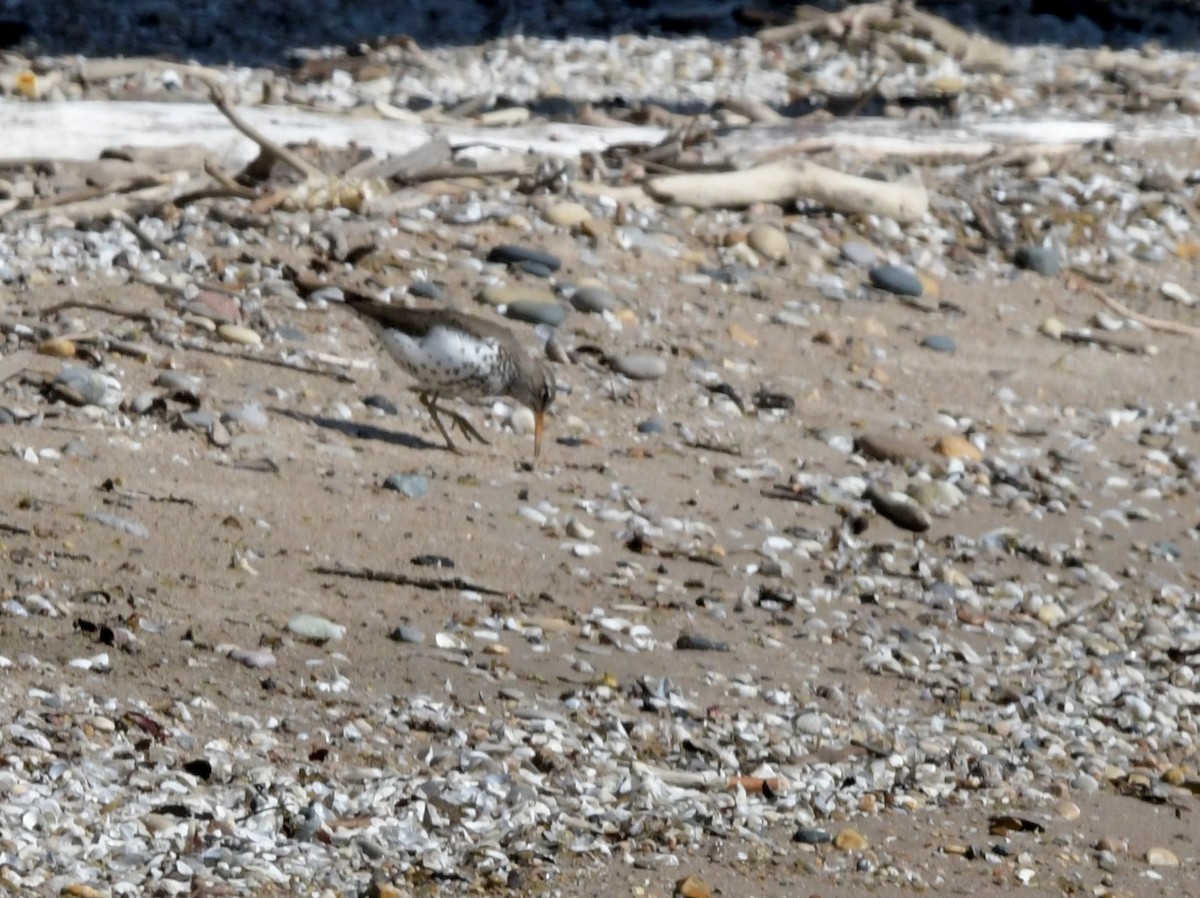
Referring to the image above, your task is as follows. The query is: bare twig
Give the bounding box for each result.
[1093,288,1200,338]
[40,300,165,326]
[204,80,324,179]
[150,334,358,383]
[313,563,509,596]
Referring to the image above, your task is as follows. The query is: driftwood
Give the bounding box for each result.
[646,159,929,222]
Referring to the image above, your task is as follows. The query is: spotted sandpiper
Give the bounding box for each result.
[342,289,556,456]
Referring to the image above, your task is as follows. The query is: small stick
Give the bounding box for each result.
[1093,287,1200,338]
[151,334,358,383]
[40,300,165,326]
[313,563,509,596]
[204,80,324,180]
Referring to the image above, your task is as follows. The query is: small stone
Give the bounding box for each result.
[487,244,562,272]
[478,284,557,307]
[154,370,204,399]
[216,324,261,346]
[869,264,923,297]
[1055,801,1081,821]
[544,202,592,228]
[186,290,242,324]
[363,394,398,415]
[1160,281,1195,306]
[502,300,569,327]
[1145,847,1179,867]
[746,223,789,263]
[834,828,868,851]
[1040,317,1065,339]
[570,284,618,314]
[675,633,729,651]
[383,472,429,498]
[287,613,346,644]
[792,827,833,845]
[54,366,123,409]
[840,240,878,267]
[920,334,956,353]
[389,624,425,644]
[37,337,75,358]
[856,432,927,464]
[407,280,445,301]
[933,434,982,461]
[87,512,149,538]
[674,876,710,898]
[1014,245,1062,276]
[221,403,269,429]
[612,353,667,381]
[228,648,276,669]
[637,415,666,434]
[867,485,932,533]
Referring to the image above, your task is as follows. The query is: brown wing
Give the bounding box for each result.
[343,289,524,351]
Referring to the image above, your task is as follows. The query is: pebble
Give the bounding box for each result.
[868,264,923,297]
[840,240,879,267]
[287,613,346,643]
[487,244,562,272]
[793,827,833,845]
[866,485,932,533]
[363,394,398,415]
[502,300,569,327]
[186,290,241,324]
[637,415,666,434]
[856,432,927,464]
[383,473,430,498]
[544,202,592,228]
[834,828,869,851]
[54,366,123,409]
[932,434,981,460]
[746,223,789,263]
[569,284,618,314]
[388,624,426,644]
[228,648,276,669]
[1013,245,1062,276]
[1146,847,1179,867]
[408,280,446,301]
[919,334,956,353]
[222,403,269,428]
[1160,281,1195,306]
[478,284,557,307]
[611,352,668,381]
[217,323,262,346]
[37,337,75,358]
[86,512,148,538]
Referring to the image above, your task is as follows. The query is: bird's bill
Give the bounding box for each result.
[533,410,545,457]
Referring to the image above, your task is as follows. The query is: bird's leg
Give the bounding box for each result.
[419,393,460,453]
[419,394,490,450]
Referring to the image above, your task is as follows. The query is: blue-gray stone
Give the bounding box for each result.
[503,300,569,327]
[408,280,445,301]
[637,415,666,434]
[388,624,426,644]
[363,394,398,415]
[920,334,957,354]
[570,285,617,314]
[487,244,562,272]
[383,472,429,498]
[514,260,555,278]
[273,325,307,343]
[1013,245,1062,276]
[869,264,923,297]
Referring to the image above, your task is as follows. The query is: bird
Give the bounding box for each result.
[341,289,556,456]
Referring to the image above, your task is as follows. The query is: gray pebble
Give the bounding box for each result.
[273,325,308,343]
[383,472,429,498]
[1013,245,1062,276]
[868,264,923,297]
[612,353,667,381]
[87,512,149,538]
[487,244,562,272]
[408,280,445,301]
[570,285,618,314]
[61,439,91,459]
[222,403,269,429]
[637,415,666,434]
[179,409,217,431]
[793,827,833,845]
[920,334,957,354]
[308,286,345,305]
[0,406,13,425]
[388,624,426,644]
[363,394,398,415]
[129,391,160,415]
[154,371,204,398]
[840,240,878,267]
[503,300,569,327]
[54,366,123,409]
[675,633,729,652]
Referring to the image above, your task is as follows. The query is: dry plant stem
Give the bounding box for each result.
[204,81,325,179]
[1093,288,1200,338]
[202,159,257,196]
[152,334,358,383]
[312,564,508,596]
[40,300,164,326]
[27,174,168,211]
